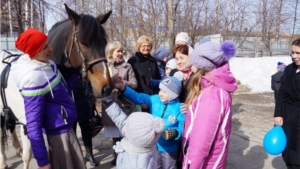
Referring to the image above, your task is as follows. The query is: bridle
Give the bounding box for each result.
[65,24,107,79]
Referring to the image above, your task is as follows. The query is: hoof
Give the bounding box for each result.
[16,148,23,157]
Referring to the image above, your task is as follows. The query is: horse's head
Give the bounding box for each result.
[49,4,112,98]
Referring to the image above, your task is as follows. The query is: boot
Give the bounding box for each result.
[83,139,98,166]
[111,152,117,165]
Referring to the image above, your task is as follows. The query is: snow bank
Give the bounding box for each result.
[229,56,292,93]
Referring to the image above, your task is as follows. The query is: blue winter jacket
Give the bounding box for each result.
[123,86,185,153]
[11,55,78,167]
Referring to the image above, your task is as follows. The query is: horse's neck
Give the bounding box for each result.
[48,21,72,65]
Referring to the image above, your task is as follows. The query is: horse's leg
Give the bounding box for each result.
[0,129,8,169]
[20,126,31,169]
[11,128,22,157]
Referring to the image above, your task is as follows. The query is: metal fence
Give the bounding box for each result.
[0,35,291,57]
[0,36,18,52]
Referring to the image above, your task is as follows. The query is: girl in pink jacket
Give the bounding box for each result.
[182,41,238,169]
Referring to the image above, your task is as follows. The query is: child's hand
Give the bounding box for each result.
[141,104,148,109]
[113,74,125,91]
[161,129,178,140]
[180,103,187,113]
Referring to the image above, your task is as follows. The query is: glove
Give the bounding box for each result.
[161,129,178,140]
[141,76,149,86]
[100,96,113,107]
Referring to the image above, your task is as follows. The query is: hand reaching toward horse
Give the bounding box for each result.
[113,74,125,91]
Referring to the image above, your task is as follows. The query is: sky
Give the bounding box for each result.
[229,55,292,93]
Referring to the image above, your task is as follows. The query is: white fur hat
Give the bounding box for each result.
[175,32,191,45]
[125,113,164,148]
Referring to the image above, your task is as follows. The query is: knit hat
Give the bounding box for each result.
[173,71,184,82]
[175,32,191,45]
[166,59,176,69]
[153,47,170,61]
[277,62,286,72]
[15,28,47,58]
[125,112,164,148]
[159,76,182,101]
[190,41,236,71]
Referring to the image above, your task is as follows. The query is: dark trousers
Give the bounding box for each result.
[156,151,177,169]
[287,164,300,169]
[73,120,92,140]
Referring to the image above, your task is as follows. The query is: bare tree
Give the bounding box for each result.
[25,0,29,29]
[292,0,299,36]
[8,0,13,37]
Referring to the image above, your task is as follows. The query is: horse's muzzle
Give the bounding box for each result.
[102,85,112,97]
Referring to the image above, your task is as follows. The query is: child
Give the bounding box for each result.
[271,61,286,100]
[182,40,237,169]
[153,47,170,78]
[114,75,185,169]
[101,99,164,169]
[141,59,183,90]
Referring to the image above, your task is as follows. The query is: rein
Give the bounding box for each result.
[65,24,107,79]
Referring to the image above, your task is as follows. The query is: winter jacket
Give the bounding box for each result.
[106,103,158,169]
[127,52,161,95]
[274,63,300,165]
[271,71,284,100]
[102,60,137,126]
[108,60,137,89]
[10,54,78,167]
[182,63,237,169]
[123,86,185,153]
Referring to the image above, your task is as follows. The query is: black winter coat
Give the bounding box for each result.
[271,71,284,100]
[127,52,161,95]
[274,63,300,165]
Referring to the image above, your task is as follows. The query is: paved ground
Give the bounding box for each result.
[4,92,286,169]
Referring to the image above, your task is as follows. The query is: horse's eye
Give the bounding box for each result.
[81,42,89,47]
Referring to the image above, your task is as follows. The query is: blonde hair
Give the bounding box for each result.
[185,69,208,106]
[105,41,123,62]
[135,35,153,51]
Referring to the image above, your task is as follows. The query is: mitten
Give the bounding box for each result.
[161,129,178,140]
[141,76,149,86]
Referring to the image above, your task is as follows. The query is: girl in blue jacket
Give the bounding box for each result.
[114,75,185,169]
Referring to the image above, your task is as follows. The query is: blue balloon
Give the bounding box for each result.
[263,126,287,155]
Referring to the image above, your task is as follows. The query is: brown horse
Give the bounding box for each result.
[48,4,112,98]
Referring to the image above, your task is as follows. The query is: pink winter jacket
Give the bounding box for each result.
[182,63,237,169]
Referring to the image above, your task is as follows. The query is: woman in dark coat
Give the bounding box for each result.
[274,38,300,169]
[127,35,161,112]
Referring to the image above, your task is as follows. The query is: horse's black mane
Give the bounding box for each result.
[77,14,107,50]
[48,13,108,65]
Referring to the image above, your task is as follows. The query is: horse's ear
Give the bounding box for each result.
[64,4,81,25]
[97,11,112,24]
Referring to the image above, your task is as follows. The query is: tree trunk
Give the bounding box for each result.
[25,0,29,30]
[292,0,299,36]
[167,0,175,53]
[30,0,33,27]
[15,0,24,34]
[8,0,13,37]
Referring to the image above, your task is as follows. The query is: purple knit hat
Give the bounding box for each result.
[190,41,236,71]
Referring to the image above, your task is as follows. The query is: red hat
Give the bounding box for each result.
[15,28,47,58]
